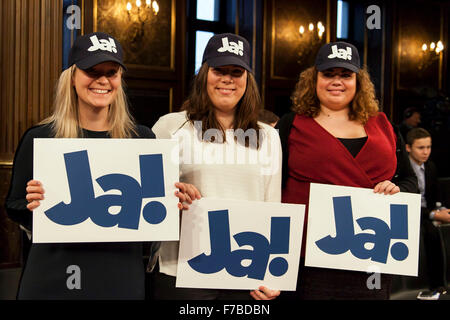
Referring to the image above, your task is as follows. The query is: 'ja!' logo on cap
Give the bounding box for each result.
[217,37,244,56]
[328,45,352,61]
[87,35,117,53]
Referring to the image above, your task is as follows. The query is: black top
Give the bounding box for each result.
[5,123,155,300]
[337,136,368,158]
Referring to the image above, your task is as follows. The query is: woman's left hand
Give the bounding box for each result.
[373,180,400,195]
[250,286,280,300]
[175,182,201,210]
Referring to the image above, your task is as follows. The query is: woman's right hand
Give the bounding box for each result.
[174,182,201,210]
[373,180,399,195]
[26,180,44,211]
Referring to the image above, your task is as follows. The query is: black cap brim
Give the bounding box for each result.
[207,56,252,73]
[316,61,359,73]
[74,52,127,71]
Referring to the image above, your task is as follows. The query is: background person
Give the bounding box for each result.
[406,127,450,292]
[149,33,282,300]
[258,109,280,127]
[398,107,421,141]
[276,41,418,299]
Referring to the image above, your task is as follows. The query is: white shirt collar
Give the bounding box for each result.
[408,156,425,171]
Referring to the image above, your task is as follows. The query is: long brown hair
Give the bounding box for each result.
[291,66,379,124]
[182,63,262,147]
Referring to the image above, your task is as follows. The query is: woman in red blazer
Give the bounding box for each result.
[276,41,417,300]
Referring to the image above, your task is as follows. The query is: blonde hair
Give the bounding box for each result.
[40,65,136,138]
[291,66,379,124]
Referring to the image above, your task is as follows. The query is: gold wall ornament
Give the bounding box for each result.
[418,40,444,71]
[297,21,326,64]
[95,0,172,68]
[125,0,159,43]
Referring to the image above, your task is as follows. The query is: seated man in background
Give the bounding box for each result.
[399,107,421,141]
[406,127,450,293]
[258,109,279,127]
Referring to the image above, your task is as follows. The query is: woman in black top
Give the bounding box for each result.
[5,32,198,299]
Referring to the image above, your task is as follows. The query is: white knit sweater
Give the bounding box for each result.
[152,111,282,277]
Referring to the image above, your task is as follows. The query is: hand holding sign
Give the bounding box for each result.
[175,182,202,210]
[26,180,45,211]
[250,286,280,300]
[373,180,400,195]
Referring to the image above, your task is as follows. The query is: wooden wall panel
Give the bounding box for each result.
[396,2,443,91]
[95,0,174,69]
[0,166,20,267]
[390,0,449,176]
[0,0,62,267]
[271,0,328,80]
[263,0,335,117]
[82,0,185,127]
[125,79,174,130]
[0,0,62,164]
[389,0,449,123]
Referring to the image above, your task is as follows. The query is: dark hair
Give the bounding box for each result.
[403,107,420,120]
[290,66,379,124]
[258,109,279,125]
[182,63,262,147]
[406,127,431,145]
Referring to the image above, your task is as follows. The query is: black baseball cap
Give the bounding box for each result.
[202,33,252,72]
[68,32,127,71]
[315,41,360,73]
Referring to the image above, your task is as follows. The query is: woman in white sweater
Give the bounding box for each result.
[150,33,282,300]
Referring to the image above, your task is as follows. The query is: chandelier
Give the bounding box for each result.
[418,40,445,71]
[297,21,326,63]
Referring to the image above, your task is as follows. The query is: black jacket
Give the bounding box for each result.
[418,160,439,221]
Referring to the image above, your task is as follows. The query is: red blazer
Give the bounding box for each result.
[282,112,397,256]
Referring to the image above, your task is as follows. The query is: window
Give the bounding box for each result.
[187,0,229,78]
[196,0,219,21]
[337,0,349,39]
[195,31,215,73]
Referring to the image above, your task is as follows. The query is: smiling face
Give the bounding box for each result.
[72,61,121,112]
[206,66,247,116]
[316,67,357,111]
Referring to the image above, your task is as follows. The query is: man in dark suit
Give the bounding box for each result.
[406,128,450,292]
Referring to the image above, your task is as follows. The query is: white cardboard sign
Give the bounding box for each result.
[176,198,305,291]
[33,138,179,243]
[305,183,421,276]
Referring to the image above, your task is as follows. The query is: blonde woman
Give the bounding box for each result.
[5,32,194,299]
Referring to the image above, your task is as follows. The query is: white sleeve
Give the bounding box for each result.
[152,112,190,178]
[262,125,282,203]
[151,116,172,139]
[151,111,189,139]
